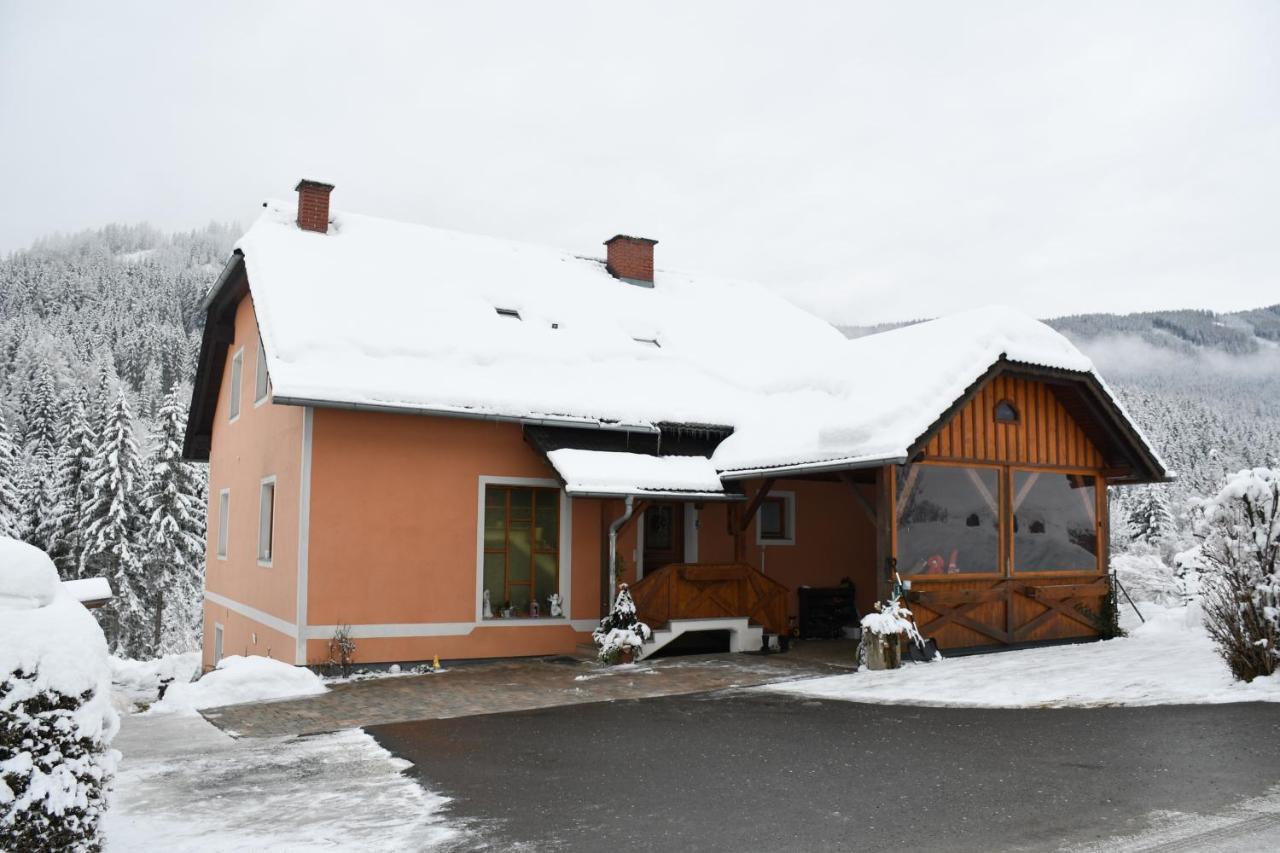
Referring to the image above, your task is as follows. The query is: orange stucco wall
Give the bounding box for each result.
[203,295,303,669]
[303,409,602,663]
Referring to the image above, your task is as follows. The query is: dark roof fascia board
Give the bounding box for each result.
[182,251,248,461]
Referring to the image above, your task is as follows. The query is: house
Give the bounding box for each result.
[62,577,113,610]
[184,180,1168,669]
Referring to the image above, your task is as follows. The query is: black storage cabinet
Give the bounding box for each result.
[797,585,859,639]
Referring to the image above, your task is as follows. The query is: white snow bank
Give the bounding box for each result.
[0,537,119,740]
[547,448,726,496]
[62,576,113,605]
[149,655,326,715]
[763,603,1280,708]
[110,652,201,712]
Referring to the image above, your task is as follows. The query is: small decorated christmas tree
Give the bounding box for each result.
[592,583,652,664]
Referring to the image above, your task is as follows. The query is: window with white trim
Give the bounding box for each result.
[756,490,796,545]
[254,337,269,403]
[482,484,561,618]
[258,478,275,565]
[228,348,243,421]
[216,489,230,559]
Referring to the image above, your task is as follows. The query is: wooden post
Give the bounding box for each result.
[874,465,895,603]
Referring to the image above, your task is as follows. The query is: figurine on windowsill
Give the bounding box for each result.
[530,600,540,618]
[501,602,514,618]
[548,593,564,618]
[483,589,494,619]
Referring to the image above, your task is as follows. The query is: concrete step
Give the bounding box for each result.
[635,617,763,661]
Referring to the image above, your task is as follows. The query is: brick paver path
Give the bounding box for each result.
[201,653,843,738]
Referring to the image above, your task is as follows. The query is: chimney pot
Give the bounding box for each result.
[295,179,335,234]
[604,234,658,285]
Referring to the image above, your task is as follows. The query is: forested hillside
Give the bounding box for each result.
[1,220,1276,657]
[0,222,237,657]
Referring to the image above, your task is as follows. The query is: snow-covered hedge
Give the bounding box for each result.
[1,537,118,852]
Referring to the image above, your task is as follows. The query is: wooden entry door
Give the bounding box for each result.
[643,502,684,575]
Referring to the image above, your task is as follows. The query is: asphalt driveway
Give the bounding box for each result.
[370,692,1280,852]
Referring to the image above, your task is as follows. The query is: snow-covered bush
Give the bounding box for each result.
[1,537,118,852]
[861,595,924,646]
[592,584,652,664]
[1194,468,1279,682]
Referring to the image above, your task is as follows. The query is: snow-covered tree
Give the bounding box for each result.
[592,583,652,664]
[81,388,149,656]
[141,385,206,654]
[0,410,22,538]
[1127,486,1175,547]
[37,391,96,577]
[1195,467,1280,682]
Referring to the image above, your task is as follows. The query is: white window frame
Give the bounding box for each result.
[253,336,270,406]
[475,475,572,625]
[755,489,797,546]
[216,488,230,560]
[257,475,277,567]
[213,622,224,665]
[228,347,244,422]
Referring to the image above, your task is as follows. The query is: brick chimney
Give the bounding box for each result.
[604,235,658,286]
[295,179,335,234]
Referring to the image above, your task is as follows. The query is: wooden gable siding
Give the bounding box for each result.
[923,374,1104,468]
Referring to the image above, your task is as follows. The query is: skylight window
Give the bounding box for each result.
[495,308,522,320]
[633,337,661,348]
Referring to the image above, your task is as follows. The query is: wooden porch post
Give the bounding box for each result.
[874,465,895,603]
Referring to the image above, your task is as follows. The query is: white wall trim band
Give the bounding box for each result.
[303,620,596,641]
[205,590,298,638]
[294,406,313,664]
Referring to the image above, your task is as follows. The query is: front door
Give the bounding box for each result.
[643,502,684,575]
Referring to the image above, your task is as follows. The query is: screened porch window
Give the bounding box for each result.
[1012,472,1099,572]
[897,465,1000,575]
[482,485,561,618]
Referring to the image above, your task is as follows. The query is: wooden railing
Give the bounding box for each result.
[630,562,790,636]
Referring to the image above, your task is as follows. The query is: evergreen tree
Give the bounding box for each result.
[0,409,22,538]
[39,391,96,577]
[82,388,149,655]
[1127,486,1175,546]
[141,385,206,653]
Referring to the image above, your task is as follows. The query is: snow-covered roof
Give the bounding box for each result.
[546,448,735,499]
[227,202,1166,481]
[62,576,113,607]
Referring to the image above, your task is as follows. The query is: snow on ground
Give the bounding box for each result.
[103,713,460,852]
[762,603,1280,708]
[148,655,327,715]
[110,651,201,712]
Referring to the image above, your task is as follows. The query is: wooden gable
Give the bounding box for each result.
[920,373,1104,469]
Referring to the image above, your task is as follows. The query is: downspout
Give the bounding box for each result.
[606,496,635,608]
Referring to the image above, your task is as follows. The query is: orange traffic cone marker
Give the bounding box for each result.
[432,654,441,672]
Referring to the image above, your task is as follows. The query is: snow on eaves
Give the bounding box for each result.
[547,448,729,498]
[235,203,1161,476]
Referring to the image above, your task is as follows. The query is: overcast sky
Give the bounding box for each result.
[1,1,1276,324]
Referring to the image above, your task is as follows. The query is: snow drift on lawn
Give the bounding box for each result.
[149,655,326,715]
[763,603,1280,708]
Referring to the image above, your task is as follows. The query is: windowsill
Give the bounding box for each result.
[480,617,568,627]
[228,414,240,424]
[257,559,273,568]
[253,395,270,408]
[216,554,227,561]
[757,537,795,546]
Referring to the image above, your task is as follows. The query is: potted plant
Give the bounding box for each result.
[592,583,652,664]
[860,594,923,671]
